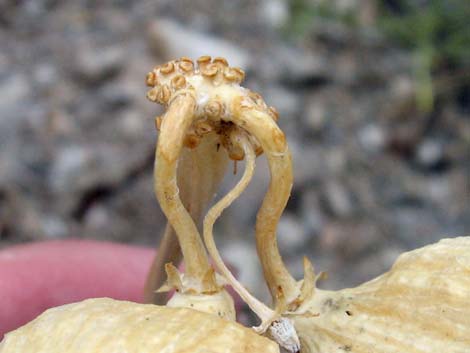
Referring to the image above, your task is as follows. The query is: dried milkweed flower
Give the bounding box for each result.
[143,56,470,353]
[0,298,279,353]
[143,56,303,350]
[2,56,469,353]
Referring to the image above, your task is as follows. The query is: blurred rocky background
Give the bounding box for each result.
[0,0,469,303]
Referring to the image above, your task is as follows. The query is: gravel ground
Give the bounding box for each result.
[0,0,469,306]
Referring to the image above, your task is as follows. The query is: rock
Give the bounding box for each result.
[33,63,58,88]
[415,139,446,170]
[358,123,386,154]
[49,145,90,195]
[0,75,30,122]
[322,180,353,218]
[258,0,289,28]
[325,148,347,176]
[262,85,301,128]
[258,45,329,84]
[100,84,133,111]
[304,98,327,134]
[117,110,146,140]
[83,204,110,231]
[300,189,325,236]
[0,74,34,187]
[41,215,68,238]
[290,143,327,186]
[277,212,308,254]
[220,241,266,298]
[390,75,415,101]
[148,19,251,69]
[74,46,125,84]
[320,221,383,260]
[48,143,146,214]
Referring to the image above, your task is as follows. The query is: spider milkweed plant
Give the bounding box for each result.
[1,56,469,353]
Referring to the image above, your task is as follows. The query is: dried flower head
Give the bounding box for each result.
[1,56,469,353]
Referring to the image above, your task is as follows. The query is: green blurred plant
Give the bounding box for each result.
[378,0,470,112]
[285,0,470,112]
[285,0,358,38]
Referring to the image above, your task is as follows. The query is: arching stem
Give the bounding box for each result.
[145,132,229,303]
[203,131,275,326]
[154,94,213,286]
[231,101,300,306]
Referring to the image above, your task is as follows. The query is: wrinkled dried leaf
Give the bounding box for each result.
[293,237,470,353]
[1,298,279,353]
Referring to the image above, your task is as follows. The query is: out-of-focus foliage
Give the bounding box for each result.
[285,0,358,37]
[285,0,470,112]
[378,0,470,111]
[379,0,470,67]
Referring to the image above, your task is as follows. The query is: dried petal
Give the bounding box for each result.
[0,298,279,353]
[201,63,218,77]
[178,57,194,72]
[171,74,186,89]
[292,237,470,353]
[160,62,175,75]
[145,71,157,87]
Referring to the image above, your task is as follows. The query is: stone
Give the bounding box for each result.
[277,212,309,254]
[220,241,265,298]
[148,19,251,69]
[74,46,125,84]
[415,139,445,170]
[323,181,353,218]
[358,123,386,154]
[300,189,325,236]
[258,0,289,28]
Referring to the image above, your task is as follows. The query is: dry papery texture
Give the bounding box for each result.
[142,55,300,333]
[2,57,469,353]
[1,237,468,353]
[0,298,279,353]
[291,237,470,353]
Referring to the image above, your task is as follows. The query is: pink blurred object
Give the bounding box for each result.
[0,239,154,338]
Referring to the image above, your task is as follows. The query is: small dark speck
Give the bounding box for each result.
[190,304,194,307]
[323,298,340,310]
[339,345,352,351]
[145,317,150,321]
[345,310,353,316]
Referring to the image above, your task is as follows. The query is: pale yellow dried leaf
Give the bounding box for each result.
[1,298,279,353]
[293,237,470,353]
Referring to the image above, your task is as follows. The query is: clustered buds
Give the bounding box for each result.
[146,56,272,161]
[146,56,246,108]
[148,56,304,352]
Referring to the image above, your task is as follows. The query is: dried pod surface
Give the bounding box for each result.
[147,56,300,311]
[0,298,279,353]
[291,237,470,353]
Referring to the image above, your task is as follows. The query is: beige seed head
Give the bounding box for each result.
[157,84,171,104]
[171,74,186,89]
[197,55,212,67]
[160,61,175,75]
[178,57,194,72]
[201,63,218,77]
[154,115,163,131]
[145,71,157,87]
[204,100,224,118]
[213,57,229,67]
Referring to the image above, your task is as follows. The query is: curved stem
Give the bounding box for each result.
[203,132,274,322]
[231,101,299,305]
[146,132,229,303]
[154,94,211,282]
